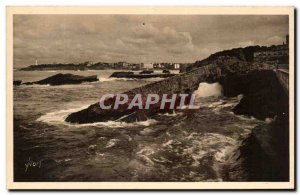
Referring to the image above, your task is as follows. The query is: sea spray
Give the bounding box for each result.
[194,82,223,98]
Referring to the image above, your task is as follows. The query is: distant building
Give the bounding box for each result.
[254,35,289,64]
[142,63,153,69]
[128,63,142,70]
[153,63,163,69]
[174,63,180,69]
[179,64,188,73]
[113,62,129,69]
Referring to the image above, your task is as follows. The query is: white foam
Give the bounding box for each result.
[37,106,157,128]
[162,140,174,148]
[37,105,89,124]
[265,117,274,124]
[22,84,51,88]
[105,139,120,148]
[194,82,223,98]
[99,77,118,82]
[183,133,238,166]
[237,94,244,101]
[159,110,178,116]
[72,118,158,128]
[23,83,94,88]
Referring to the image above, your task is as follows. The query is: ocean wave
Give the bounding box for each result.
[183,133,238,166]
[99,77,164,82]
[67,118,158,128]
[37,106,157,128]
[99,77,139,82]
[21,84,51,88]
[194,82,223,98]
[21,83,95,88]
[158,110,179,116]
[99,77,118,82]
[136,146,156,166]
[105,139,120,149]
[36,105,90,124]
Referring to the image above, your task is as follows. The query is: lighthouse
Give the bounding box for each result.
[35,59,38,66]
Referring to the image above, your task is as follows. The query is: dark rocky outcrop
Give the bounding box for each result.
[20,62,90,71]
[218,70,288,120]
[140,70,154,74]
[185,45,285,72]
[23,73,98,86]
[65,65,219,124]
[13,80,22,86]
[224,108,289,182]
[219,70,289,182]
[109,71,176,79]
[109,72,134,78]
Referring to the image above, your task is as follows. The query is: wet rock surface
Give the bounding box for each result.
[218,70,288,120]
[13,80,22,86]
[23,73,98,86]
[218,70,289,181]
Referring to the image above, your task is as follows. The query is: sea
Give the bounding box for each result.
[13,69,268,182]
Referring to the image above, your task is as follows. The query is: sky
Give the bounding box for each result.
[13,15,289,68]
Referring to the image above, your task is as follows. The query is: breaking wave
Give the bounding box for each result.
[194,82,223,98]
[37,106,157,128]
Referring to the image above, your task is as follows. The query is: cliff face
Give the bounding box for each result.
[238,113,289,181]
[185,45,274,72]
[218,70,289,181]
[218,70,288,120]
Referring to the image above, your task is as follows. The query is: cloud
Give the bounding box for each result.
[13,15,289,67]
[238,41,255,48]
[265,36,286,46]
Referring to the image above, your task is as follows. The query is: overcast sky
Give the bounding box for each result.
[13,15,289,68]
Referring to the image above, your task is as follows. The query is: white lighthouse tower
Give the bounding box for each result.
[35,59,38,66]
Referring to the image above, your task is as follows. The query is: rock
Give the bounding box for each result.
[23,73,98,86]
[227,113,289,181]
[140,70,154,74]
[65,65,287,124]
[218,70,288,120]
[162,70,171,74]
[13,80,22,86]
[109,71,134,78]
[87,145,97,154]
[109,71,176,79]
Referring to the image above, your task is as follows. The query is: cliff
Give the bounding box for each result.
[238,113,289,181]
[185,45,274,72]
[218,70,289,181]
[218,70,288,120]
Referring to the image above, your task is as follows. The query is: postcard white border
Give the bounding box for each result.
[6,6,295,190]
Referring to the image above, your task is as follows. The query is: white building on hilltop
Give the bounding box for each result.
[142,63,153,69]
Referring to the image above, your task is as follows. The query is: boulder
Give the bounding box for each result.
[109,71,134,78]
[140,70,154,74]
